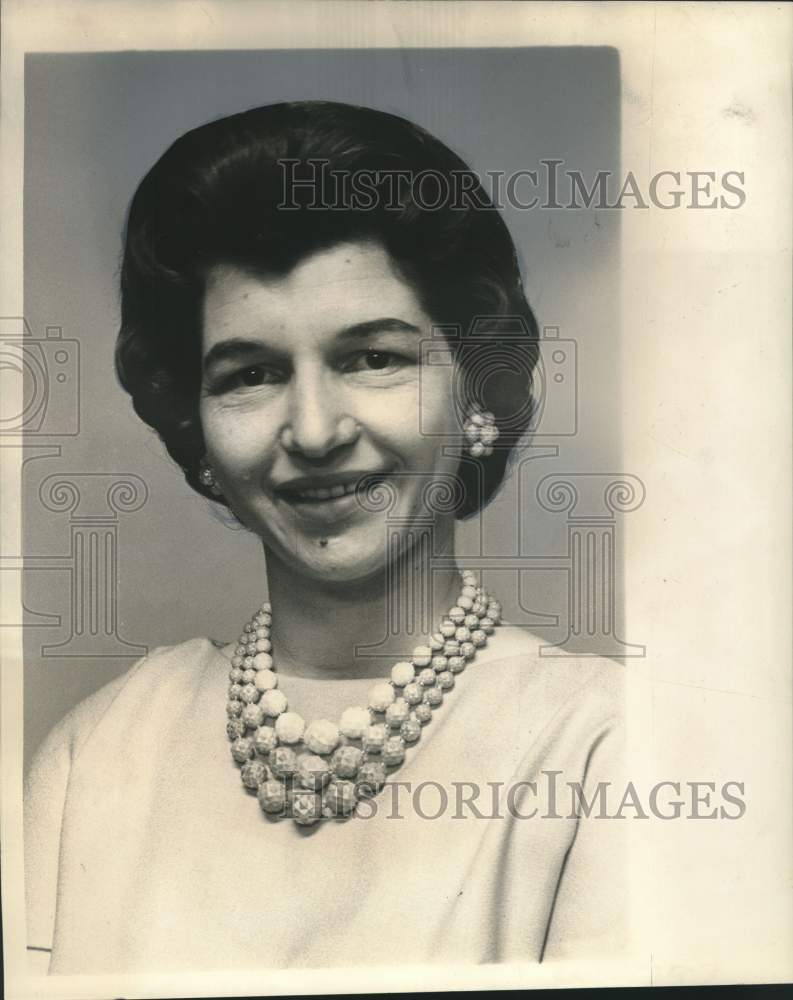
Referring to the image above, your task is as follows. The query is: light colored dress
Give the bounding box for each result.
[25,632,631,974]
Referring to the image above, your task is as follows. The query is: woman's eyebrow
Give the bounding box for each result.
[337,318,422,340]
[202,338,267,371]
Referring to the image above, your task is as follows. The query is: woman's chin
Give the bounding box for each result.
[264,528,394,585]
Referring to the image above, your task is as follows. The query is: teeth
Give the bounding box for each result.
[291,481,359,501]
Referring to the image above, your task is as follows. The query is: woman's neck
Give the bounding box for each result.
[261,540,463,681]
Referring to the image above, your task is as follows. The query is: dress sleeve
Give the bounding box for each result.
[540,718,634,961]
[24,713,74,966]
[23,655,151,969]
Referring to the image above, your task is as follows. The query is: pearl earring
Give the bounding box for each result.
[463,409,499,458]
[199,458,223,496]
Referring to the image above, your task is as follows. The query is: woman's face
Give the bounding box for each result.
[199,240,462,583]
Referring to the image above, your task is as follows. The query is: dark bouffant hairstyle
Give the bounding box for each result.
[115,100,539,519]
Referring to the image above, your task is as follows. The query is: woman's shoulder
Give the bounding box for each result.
[34,636,225,764]
[481,623,628,728]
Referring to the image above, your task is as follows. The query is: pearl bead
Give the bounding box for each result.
[247,683,273,709]
[443,641,460,658]
[439,621,457,638]
[368,682,395,712]
[290,790,323,826]
[471,629,487,647]
[461,585,478,600]
[255,639,272,654]
[228,683,243,700]
[400,718,421,744]
[424,687,443,708]
[437,671,455,691]
[304,719,341,755]
[460,641,476,659]
[418,668,436,687]
[241,759,268,789]
[471,600,485,616]
[383,735,406,766]
[260,689,288,717]
[385,699,410,728]
[253,652,273,671]
[231,655,244,669]
[226,700,243,718]
[448,606,465,624]
[339,706,370,739]
[356,761,387,796]
[447,655,466,674]
[253,726,278,756]
[403,682,423,706]
[296,754,331,790]
[457,595,474,610]
[242,656,255,670]
[362,723,388,753]
[257,779,287,815]
[268,746,299,779]
[469,412,485,426]
[463,613,479,628]
[255,626,270,639]
[274,710,304,742]
[254,668,278,691]
[414,703,433,725]
[331,744,364,779]
[241,669,256,684]
[243,623,254,633]
[429,633,445,652]
[390,661,415,687]
[411,645,432,667]
[479,616,495,634]
[470,441,486,458]
[241,703,265,729]
[431,655,448,673]
[227,718,246,740]
[324,780,358,816]
[231,737,255,763]
[455,626,471,643]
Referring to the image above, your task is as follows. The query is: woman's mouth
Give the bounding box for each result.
[287,480,360,503]
[274,473,391,520]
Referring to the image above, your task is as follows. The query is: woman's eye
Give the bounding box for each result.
[238,366,268,386]
[346,350,405,373]
[219,365,282,391]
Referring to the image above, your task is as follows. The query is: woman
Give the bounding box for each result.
[25,101,629,974]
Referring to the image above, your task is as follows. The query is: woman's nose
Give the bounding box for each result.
[281,368,358,459]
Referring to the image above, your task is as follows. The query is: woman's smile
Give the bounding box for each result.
[273,470,394,523]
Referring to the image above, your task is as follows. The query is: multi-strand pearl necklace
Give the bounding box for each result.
[225,570,501,826]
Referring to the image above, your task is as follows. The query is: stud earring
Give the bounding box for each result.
[198,457,223,496]
[463,408,499,458]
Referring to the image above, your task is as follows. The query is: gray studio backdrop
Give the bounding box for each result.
[22,48,623,769]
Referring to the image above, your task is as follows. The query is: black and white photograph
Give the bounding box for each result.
[1,2,791,996]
